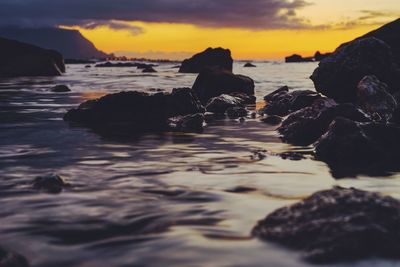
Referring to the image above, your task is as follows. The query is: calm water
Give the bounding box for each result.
[1,62,400,267]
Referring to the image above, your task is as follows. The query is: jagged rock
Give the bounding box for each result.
[192,67,255,104]
[226,107,248,118]
[278,99,370,146]
[51,85,71,92]
[310,37,399,103]
[0,246,30,267]
[314,51,332,61]
[285,54,313,63]
[206,94,243,114]
[64,88,205,132]
[244,62,256,67]
[252,186,400,263]
[167,113,204,133]
[357,75,397,122]
[33,174,68,193]
[179,47,233,73]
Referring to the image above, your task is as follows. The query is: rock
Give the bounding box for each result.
[179,47,233,73]
[279,152,305,161]
[51,85,71,93]
[225,186,256,193]
[250,150,267,161]
[314,51,332,61]
[85,65,91,68]
[192,67,255,104]
[285,54,313,63]
[315,117,400,176]
[278,98,370,146]
[65,59,95,64]
[64,88,205,133]
[0,246,30,267]
[32,174,68,193]
[226,107,248,118]
[229,92,256,105]
[142,67,157,73]
[244,62,256,67]
[167,113,204,133]
[0,37,65,77]
[252,186,400,263]
[357,75,397,122]
[261,115,282,125]
[261,86,322,116]
[135,63,157,69]
[310,37,399,103]
[205,94,243,114]
[95,62,136,68]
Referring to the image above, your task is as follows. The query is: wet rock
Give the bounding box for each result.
[0,37,65,77]
[32,174,68,193]
[252,186,400,263]
[0,246,30,267]
[261,115,282,125]
[51,85,71,93]
[226,107,248,119]
[142,67,157,73]
[179,47,233,73]
[279,152,305,161]
[192,67,255,104]
[85,65,91,68]
[357,75,397,122]
[315,117,400,176]
[310,37,399,103]
[135,63,157,69]
[64,88,205,132]
[225,186,256,193]
[250,150,267,161]
[285,54,313,63]
[278,98,370,146]
[244,62,256,67]
[205,94,243,114]
[229,92,256,105]
[167,113,204,133]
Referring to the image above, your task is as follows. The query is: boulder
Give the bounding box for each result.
[51,85,71,93]
[0,37,65,77]
[310,37,399,103]
[179,47,233,73]
[252,186,400,263]
[285,54,313,63]
[278,98,370,146]
[33,174,69,193]
[226,107,248,118]
[167,113,204,133]
[314,51,332,61]
[64,88,205,133]
[142,67,157,73]
[0,246,30,267]
[192,67,255,104]
[244,62,256,67]
[206,94,243,114]
[261,115,282,125]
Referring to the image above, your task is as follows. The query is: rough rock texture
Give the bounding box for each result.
[33,174,68,193]
[0,37,65,77]
[226,107,248,118]
[310,37,399,103]
[262,86,322,116]
[51,85,71,93]
[0,246,30,267]
[179,47,233,73]
[252,186,400,263]
[167,113,204,133]
[357,75,397,122]
[315,118,400,175]
[205,94,244,114]
[278,99,370,146]
[192,67,255,104]
[64,88,205,132]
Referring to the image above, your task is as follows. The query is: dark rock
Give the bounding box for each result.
[225,186,256,193]
[0,246,30,267]
[95,62,136,68]
[226,107,248,118]
[261,115,282,125]
[206,94,243,114]
[315,117,400,176]
[135,63,157,69]
[279,152,305,161]
[244,62,256,67]
[229,92,256,105]
[357,75,397,122]
[65,59,95,64]
[0,37,65,77]
[192,67,255,104]
[64,88,205,133]
[314,51,332,61]
[278,98,370,146]
[310,37,399,103]
[250,150,267,161]
[51,85,71,93]
[85,65,91,68]
[252,186,400,263]
[285,54,313,63]
[179,47,233,73]
[32,174,68,193]
[142,67,157,73]
[263,86,289,102]
[167,113,204,133]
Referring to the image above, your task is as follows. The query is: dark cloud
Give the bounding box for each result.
[0,0,312,30]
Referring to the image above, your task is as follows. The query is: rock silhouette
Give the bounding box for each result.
[179,48,233,73]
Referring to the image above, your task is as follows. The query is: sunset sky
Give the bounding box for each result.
[1,0,399,59]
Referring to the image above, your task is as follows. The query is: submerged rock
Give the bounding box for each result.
[179,47,233,73]
[64,88,205,133]
[33,174,68,193]
[142,67,157,73]
[167,113,204,133]
[311,37,399,103]
[244,62,256,67]
[192,67,255,104]
[51,85,71,93]
[0,37,65,77]
[205,94,243,114]
[252,186,400,263]
[0,246,30,267]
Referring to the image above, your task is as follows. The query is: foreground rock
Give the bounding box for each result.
[0,37,65,77]
[167,113,204,133]
[285,54,313,63]
[315,118,400,176]
[192,67,255,104]
[205,94,244,114]
[179,47,233,73]
[311,37,399,103]
[64,88,205,133]
[278,99,370,146]
[33,174,69,193]
[252,187,400,263]
[0,246,30,267]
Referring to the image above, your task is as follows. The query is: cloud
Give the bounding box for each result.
[331,10,399,30]
[0,0,313,30]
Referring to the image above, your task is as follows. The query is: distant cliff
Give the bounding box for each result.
[0,27,109,59]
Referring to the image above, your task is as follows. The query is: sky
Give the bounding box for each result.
[1,0,399,60]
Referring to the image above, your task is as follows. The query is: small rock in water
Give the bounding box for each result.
[226,107,247,119]
[261,115,282,125]
[0,246,30,267]
[225,186,256,193]
[252,186,400,263]
[85,65,91,68]
[51,85,71,92]
[279,152,305,161]
[142,67,157,73]
[32,174,68,193]
[250,150,267,161]
[244,62,256,67]
[167,113,204,133]
[206,94,243,114]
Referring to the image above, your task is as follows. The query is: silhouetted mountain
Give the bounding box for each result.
[0,27,109,59]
